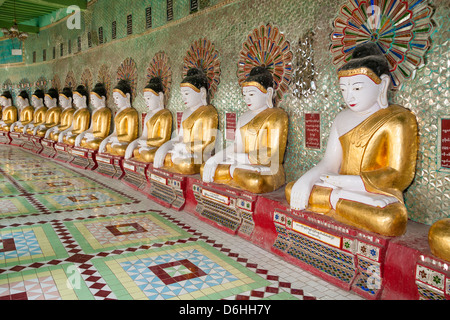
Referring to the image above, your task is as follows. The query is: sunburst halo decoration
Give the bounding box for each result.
[51,75,61,92]
[147,51,172,104]
[330,0,434,89]
[183,38,221,100]
[237,23,294,105]
[80,68,93,92]
[64,71,77,91]
[116,57,138,100]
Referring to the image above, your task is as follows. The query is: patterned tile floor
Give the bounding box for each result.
[0,145,363,302]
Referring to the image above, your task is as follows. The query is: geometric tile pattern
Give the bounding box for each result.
[65,212,193,254]
[0,145,315,300]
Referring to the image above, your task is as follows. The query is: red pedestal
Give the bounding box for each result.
[122,159,150,191]
[185,179,259,239]
[95,153,125,179]
[53,143,74,163]
[0,131,11,144]
[145,167,188,210]
[9,132,26,147]
[39,138,57,158]
[70,147,98,170]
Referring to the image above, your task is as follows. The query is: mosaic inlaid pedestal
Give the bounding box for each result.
[270,205,391,300]
[40,139,57,158]
[145,167,187,210]
[94,153,125,179]
[70,147,98,170]
[9,132,27,147]
[0,131,11,145]
[122,159,150,191]
[53,143,74,163]
[189,180,258,240]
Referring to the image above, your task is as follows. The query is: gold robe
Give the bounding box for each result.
[48,107,75,141]
[36,106,63,137]
[286,105,418,236]
[0,106,18,131]
[79,107,112,151]
[164,105,218,175]
[132,109,173,163]
[105,107,139,156]
[63,108,91,146]
[14,106,35,132]
[202,107,289,194]
[26,106,48,135]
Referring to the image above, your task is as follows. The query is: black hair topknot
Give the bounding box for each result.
[181,68,209,91]
[340,42,390,77]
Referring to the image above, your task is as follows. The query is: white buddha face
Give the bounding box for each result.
[113,91,131,109]
[242,86,271,111]
[143,91,162,111]
[181,86,208,110]
[44,95,56,108]
[17,96,28,109]
[59,94,72,109]
[339,74,382,114]
[31,96,43,108]
[73,93,87,109]
[90,93,105,109]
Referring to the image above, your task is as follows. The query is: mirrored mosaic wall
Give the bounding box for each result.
[0,0,448,225]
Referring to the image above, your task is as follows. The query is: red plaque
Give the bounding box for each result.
[441,118,450,169]
[226,112,237,141]
[305,113,321,149]
[177,112,183,133]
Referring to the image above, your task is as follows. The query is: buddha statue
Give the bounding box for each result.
[124,77,173,163]
[61,85,91,146]
[285,42,418,237]
[153,68,219,175]
[98,80,139,157]
[23,89,47,135]
[34,88,62,137]
[201,67,288,194]
[75,83,112,151]
[10,91,34,133]
[428,219,450,262]
[0,91,18,132]
[45,87,75,141]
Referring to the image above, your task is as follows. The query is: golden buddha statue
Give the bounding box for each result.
[10,91,34,133]
[153,68,219,175]
[428,219,450,262]
[98,80,139,157]
[35,88,63,137]
[285,43,418,237]
[0,91,18,132]
[61,85,91,146]
[45,88,75,141]
[75,83,112,151]
[24,89,47,135]
[201,67,288,194]
[124,77,172,163]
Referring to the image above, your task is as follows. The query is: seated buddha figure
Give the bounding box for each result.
[153,68,219,175]
[75,83,112,150]
[23,89,47,135]
[201,67,289,194]
[45,87,75,141]
[34,88,63,137]
[98,80,139,157]
[0,91,18,132]
[61,85,91,146]
[124,77,173,163]
[428,219,450,262]
[285,43,418,237]
[10,91,34,133]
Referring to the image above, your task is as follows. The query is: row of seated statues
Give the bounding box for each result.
[0,43,448,262]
